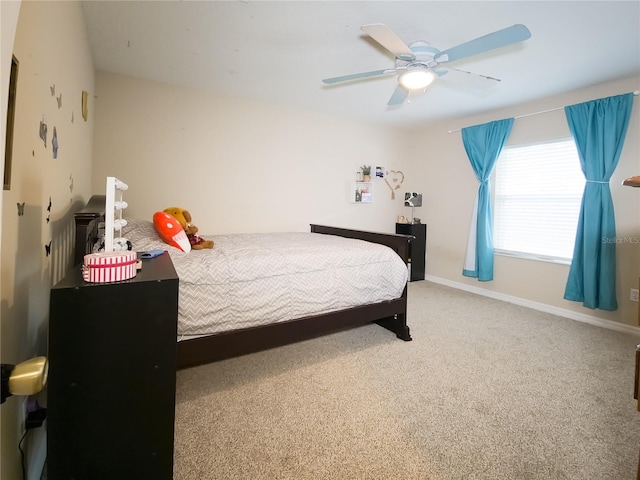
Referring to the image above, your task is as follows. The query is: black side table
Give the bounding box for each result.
[395,223,426,281]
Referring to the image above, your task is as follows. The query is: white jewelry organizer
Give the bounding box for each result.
[82,177,136,283]
[104,176,130,252]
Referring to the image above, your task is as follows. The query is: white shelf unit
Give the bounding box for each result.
[350,181,374,203]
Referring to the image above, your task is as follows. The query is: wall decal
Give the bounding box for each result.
[47,196,52,212]
[45,240,52,257]
[52,127,58,159]
[71,111,74,123]
[69,174,74,192]
[16,202,25,216]
[384,170,405,200]
[50,84,55,96]
[56,93,62,109]
[82,91,88,121]
[39,119,47,147]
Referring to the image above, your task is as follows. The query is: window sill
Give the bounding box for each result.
[495,249,571,266]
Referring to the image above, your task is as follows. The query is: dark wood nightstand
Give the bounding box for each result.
[47,252,178,480]
[395,223,426,281]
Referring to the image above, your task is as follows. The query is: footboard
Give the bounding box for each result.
[310,224,412,264]
[310,224,412,343]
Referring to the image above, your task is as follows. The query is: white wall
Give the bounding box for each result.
[92,72,420,235]
[0,2,95,479]
[414,75,640,329]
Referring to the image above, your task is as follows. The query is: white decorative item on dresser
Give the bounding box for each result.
[81,176,137,283]
[104,176,130,252]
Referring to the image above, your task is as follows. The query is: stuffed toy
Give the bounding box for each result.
[153,211,191,253]
[163,207,214,250]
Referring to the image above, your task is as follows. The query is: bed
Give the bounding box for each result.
[74,195,413,368]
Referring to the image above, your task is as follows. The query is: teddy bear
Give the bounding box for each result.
[163,207,214,250]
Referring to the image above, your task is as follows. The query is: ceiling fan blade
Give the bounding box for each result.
[387,85,408,106]
[322,68,396,85]
[437,67,502,91]
[434,24,531,64]
[361,24,416,61]
[445,67,501,83]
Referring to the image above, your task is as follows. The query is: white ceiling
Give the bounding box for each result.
[80,1,640,129]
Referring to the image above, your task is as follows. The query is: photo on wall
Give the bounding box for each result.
[375,166,386,178]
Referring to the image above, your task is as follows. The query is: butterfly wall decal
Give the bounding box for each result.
[45,240,52,257]
[16,202,25,216]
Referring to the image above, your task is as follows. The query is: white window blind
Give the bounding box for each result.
[494,139,585,263]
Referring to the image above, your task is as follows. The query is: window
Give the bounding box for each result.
[493,138,585,263]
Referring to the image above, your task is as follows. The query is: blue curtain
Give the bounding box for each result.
[461,118,514,281]
[564,93,634,310]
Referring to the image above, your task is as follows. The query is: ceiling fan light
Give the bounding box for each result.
[399,69,435,90]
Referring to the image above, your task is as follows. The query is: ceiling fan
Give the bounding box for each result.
[322,23,531,106]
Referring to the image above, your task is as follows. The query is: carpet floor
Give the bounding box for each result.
[174,281,640,479]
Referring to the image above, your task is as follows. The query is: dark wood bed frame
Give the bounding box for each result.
[74,195,413,369]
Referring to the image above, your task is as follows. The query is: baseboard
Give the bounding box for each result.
[425,274,640,337]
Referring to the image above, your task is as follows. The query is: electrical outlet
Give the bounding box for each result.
[25,396,46,429]
[631,288,639,302]
[25,407,47,429]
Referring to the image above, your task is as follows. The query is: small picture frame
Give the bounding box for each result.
[404,192,423,207]
[375,166,386,178]
[4,55,19,190]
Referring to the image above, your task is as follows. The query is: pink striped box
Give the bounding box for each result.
[83,251,137,283]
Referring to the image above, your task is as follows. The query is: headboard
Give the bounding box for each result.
[74,194,106,265]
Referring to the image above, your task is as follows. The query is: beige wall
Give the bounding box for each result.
[415,75,640,330]
[0,2,95,479]
[92,72,419,235]
[0,1,22,476]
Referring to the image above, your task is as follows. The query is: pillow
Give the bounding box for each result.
[152,212,191,253]
[121,219,166,252]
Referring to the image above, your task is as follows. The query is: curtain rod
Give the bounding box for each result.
[447,90,640,134]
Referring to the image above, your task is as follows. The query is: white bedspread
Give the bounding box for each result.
[123,220,408,337]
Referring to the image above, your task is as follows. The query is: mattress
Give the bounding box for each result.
[123,220,408,337]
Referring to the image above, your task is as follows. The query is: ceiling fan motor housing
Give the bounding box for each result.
[396,42,442,90]
[395,41,440,69]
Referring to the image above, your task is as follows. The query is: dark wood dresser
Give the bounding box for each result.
[47,252,178,480]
